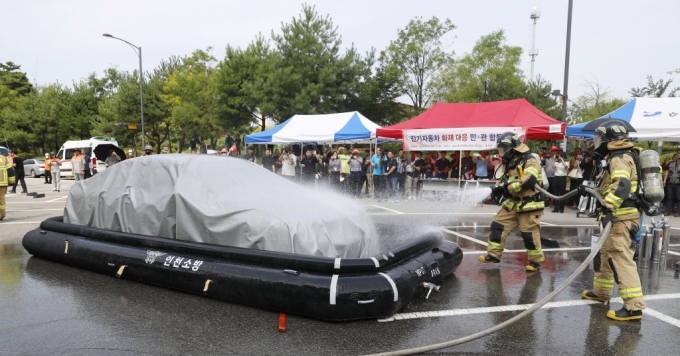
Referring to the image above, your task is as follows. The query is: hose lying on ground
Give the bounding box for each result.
[365,187,609,356]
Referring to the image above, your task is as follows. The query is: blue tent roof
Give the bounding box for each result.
[566,99,637,138]
[244,112,383,144]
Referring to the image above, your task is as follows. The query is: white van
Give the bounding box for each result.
[56,137,120,177]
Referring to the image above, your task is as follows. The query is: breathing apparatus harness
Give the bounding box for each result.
[601,147,660,216]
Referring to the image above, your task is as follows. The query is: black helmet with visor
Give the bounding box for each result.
[496,132,521,161]
[593,119,630,156]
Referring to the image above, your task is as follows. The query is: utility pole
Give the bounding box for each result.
[529,7,540,81]
[561,0,574,150]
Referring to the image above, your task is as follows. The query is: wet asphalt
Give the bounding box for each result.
[2,179,680,355]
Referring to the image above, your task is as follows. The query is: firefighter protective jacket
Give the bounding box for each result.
[502,144,544,212]
[596,139,641,220]
[0,155,16,186]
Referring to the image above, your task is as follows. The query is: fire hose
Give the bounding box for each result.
[366,185,609,356]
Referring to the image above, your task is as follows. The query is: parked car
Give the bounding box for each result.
[24,159,46,178]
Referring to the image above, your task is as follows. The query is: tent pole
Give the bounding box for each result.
[458,150,463,204]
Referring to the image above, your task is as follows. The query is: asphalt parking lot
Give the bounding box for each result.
[2,178,680,355]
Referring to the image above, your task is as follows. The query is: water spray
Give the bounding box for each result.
[366,185,610,356]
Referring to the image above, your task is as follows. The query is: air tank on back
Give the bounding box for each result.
[639,150,664,204]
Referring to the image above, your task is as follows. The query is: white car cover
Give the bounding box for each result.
[64,155,378,258]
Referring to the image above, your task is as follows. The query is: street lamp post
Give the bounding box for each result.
[560,0,574,151]
[103,33,145,149]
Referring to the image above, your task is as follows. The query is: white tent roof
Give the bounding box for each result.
[567,97,680,141]
[245,112,382,144]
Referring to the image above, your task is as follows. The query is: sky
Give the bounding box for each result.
[2,0,679,102]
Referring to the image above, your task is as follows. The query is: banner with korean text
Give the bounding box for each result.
[402,127,526,151]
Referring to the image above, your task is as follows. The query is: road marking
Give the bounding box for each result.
[371,205,404,214]
[440,228,488,246]
[645,308,680,328]
[462,247,592,255]
[378,293,680,323]
[541,222,556,226]
[46,196,69,203]
[10,209,63,212]
[668,251,680,256]
[3,201,67,204]
[547,224,599,227]
[368,212,496,216]
[440,224,599,230]
[0,221,43,225]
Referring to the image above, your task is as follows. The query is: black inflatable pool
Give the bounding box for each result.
[23,217,463,321]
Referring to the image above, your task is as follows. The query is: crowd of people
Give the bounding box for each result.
[223,142,611,220]
[227,144,510,203]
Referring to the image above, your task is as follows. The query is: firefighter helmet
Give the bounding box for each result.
[593,120,630,154]
[496,132,521,160]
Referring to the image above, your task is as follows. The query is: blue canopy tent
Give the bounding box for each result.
[566,98,680,141]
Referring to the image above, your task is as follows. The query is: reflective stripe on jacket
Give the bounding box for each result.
[0,155,15,187]
[503,144,544,212]
[596,140,641,220]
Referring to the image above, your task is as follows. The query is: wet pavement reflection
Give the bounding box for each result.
[2,224,680,355]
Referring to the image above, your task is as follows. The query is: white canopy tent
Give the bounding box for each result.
[567,98,680,141]
[245,112,383,145]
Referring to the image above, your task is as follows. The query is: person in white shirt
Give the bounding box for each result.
[281,147,297,181]
[551,150,570,213]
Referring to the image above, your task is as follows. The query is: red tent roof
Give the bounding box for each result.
[376,98,565,140]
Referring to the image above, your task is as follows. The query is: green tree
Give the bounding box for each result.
[346,62,408,126]
[1,84,71,153]
[437,30,525,103]
[380,16,455,112]
[94,68,143,152]
[524,75,562,120]
[0,84,19,111]
[569,78,627,125]
[629,75,677,97]
[0,62,33,96]
[163,49,219,152]
[212,37,282,135]
[270,4,370,120]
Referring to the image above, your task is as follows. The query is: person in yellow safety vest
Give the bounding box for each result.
[479,132,545,272]
[582,119,645,321]
[0,147,17,221]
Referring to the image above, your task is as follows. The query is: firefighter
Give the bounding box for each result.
[479,132,545,272]
[582,120,645,321]
[0,146,17,221]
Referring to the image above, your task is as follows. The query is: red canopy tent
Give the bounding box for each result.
[376,98,566,140]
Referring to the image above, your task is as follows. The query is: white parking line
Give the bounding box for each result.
[462,247,592,255]
[378,293,680,323]
[10,209,64,212]
[440,228,488,246]
[440,224,599,230]
[368,212,496,216]
[541,222,556,226]
[46,196,69,203]
[668,251,680,256]
[371,205,404,214]
[0,221,43,224]
[644,308,680,328]
[4,201,67,204]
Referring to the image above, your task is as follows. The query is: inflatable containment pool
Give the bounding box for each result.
[22,156,463,321]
